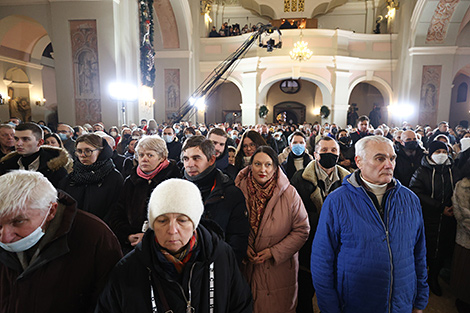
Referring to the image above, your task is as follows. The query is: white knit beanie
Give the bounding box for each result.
[461,138,470,153]
[147,179,204,230]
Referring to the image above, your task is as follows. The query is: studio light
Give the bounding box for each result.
[108,82,138,101]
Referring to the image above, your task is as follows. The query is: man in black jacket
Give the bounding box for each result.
[350,115,372,145]
[182,136,249,263]
[207,128,238,180]
[0,122,68,187]
[394,130,425,188]
[162,126,182,162]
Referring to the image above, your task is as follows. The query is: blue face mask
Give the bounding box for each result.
[291,144,306,156]
[58,133,68,141]
[0,208,50,253]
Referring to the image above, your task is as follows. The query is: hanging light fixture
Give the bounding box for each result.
[290,29,313,62]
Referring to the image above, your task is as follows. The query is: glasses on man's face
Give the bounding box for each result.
[75,148,99,157]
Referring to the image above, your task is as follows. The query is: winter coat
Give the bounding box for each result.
[166,138,182,163]
[109,160,182,253]
[111,150,126,176]
[453,178,470,249]
[393,143,425,187]
[0,191,122,313]
[214,145,238,180]
[311,171,428,313]
[290,161,350,268]
[58,160,124,223]
[0,146,69,187]
[350,130,371,145]
[281,151,313,180]
[235,167,310,313]
[95,222,253,313]
[190,168,249,264]
[409,155,457,260]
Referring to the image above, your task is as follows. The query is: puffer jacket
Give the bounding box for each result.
[311,171,428,313]
[95,221,252,313]
[409,155,457,260]
[235,167,310,313]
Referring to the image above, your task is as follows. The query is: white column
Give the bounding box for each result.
[332,71,352,128]
[240,72,258,126]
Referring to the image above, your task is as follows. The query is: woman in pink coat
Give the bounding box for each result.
[235,145,310,313]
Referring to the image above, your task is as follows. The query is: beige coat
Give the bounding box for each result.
[235,167,310,313]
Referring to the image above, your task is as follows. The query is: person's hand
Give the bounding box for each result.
[128,233,144,246]
[252,248,272,264]
[443,206,454,217]
[412,309,423,313]
[247,246,257,263]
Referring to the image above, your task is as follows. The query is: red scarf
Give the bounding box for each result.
[246,168,277,237]
[137,159,169,180]
[156,232,198,273]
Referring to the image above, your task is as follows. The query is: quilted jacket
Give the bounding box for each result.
[311,171,428,313]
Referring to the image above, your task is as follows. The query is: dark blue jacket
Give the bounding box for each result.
[311,171,428,313]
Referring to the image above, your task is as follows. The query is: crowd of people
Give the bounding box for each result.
[0,114,470,313]
[209,22,258,37]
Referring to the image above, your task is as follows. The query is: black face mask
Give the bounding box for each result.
[339,136,350,145]
[404,140,418,150]
[319,153,339,169]
[123,134,131,140]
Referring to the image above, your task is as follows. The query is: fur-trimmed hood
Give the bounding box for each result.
[0,145,72,172]
[453,177,470,249]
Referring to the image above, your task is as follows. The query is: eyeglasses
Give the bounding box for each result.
[242,143,257,150]
[75,148,100,157]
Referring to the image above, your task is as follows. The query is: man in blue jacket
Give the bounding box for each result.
[311,135,428,313]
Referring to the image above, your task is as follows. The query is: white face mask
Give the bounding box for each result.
[110,131,118,137]
[162,135,174,143]
[0,208,50,253]
[431,153,448,165]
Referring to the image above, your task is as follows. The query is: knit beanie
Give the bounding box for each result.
[147,179,204,230]
[461,138,470,152]
[428,140,448,156]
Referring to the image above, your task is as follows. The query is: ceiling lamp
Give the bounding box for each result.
[290,30,313,62]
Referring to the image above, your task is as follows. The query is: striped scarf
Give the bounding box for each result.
[246,169,277,237]
[156,232,198,274]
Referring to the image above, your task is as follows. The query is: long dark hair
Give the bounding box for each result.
[234,130,267,169]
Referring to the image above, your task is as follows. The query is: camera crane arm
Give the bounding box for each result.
[170,23,281,124]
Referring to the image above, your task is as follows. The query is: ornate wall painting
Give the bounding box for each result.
[70,20,102,125]
[426,0,460,43]
[419,65,442,125]
[164,69,180,120]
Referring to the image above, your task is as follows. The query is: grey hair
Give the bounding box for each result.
[135,135,168,159]
[0,170,57,218]
[355,136,394,159]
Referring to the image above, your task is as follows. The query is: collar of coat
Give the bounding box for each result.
[301,160,351,187]
[0,145,70,172]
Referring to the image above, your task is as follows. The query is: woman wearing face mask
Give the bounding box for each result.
[281,131,313,180]
[235,146,310,313]
[116,128,133,155]
[146,119,158,135]
[234,130,267,172]
[409,140,458,297]
[109,126,120,144]
[336,129,356,171]
[110,136,181,254]
[58,134,124,223]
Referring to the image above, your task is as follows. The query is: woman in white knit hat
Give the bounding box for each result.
[96,178,252,313]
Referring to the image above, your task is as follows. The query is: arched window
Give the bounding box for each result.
[457,82,468,102]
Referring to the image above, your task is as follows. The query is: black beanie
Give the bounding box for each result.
[428,140,448,156]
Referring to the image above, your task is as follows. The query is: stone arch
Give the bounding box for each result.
[258,72,333,108]
[4,67,29,83]
[348,75,393,106]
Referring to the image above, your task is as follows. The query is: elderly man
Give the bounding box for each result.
[57,123,76,156]
[394,130,425,187]
[311,136,428,313]
[290,136,350,313]
[0,124,15,158]
[0,170,122,313]
[182,136,249,264]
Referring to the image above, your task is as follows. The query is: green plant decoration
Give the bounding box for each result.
[320,105,330,118]
[259,105,269,118]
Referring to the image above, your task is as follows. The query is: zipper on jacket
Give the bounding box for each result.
[361,187,394,313]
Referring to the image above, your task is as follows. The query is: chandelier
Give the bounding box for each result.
[290,30,313,62]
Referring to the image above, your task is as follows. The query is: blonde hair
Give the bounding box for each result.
[135,135,168,159]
